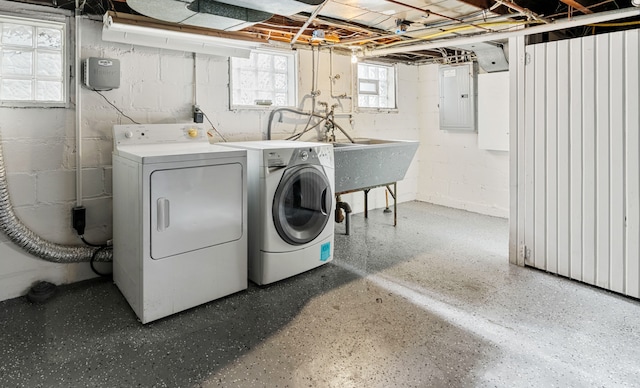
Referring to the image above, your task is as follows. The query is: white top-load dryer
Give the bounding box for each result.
[112,123,247,323]
[221,140,334,285]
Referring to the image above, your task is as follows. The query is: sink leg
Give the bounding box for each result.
[364,189,370,219]
[385,183,397,227]
[394,182,397,226]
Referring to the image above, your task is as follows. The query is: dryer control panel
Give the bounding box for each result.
[113,124,206,150]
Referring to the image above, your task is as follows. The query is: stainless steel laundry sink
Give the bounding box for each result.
[332,138,419,193]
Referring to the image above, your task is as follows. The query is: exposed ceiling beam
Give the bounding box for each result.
[455,0,497,11]
[560,0,594,14]
[290,0,328,44]
[494,0,551,23]
[365,7,640,57]
[383,0,493,31]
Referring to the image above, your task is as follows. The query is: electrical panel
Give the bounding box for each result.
[83,57,120,91]
[439,63,477,132]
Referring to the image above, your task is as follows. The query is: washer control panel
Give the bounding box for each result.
[315,145,333,167]
[113,124,206,149]
[285,145,334,168]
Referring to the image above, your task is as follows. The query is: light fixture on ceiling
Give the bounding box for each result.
[633,0,640,7]
[101,13,265,58]
[350,48,358,63]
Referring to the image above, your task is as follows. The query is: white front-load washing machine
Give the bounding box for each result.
[221,140,334,285]
[112,123,247,323]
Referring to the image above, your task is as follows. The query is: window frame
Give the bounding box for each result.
[355,61,398,112]
[0,12,69,108]
[228,48,298,110]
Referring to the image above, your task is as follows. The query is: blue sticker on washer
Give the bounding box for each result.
[320,242,331,261]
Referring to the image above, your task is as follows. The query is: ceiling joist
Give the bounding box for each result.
[560,0,594,14]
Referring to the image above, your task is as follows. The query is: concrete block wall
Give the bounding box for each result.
[0,14,510,302]
[0,17,421,301]
[416,64,509,218]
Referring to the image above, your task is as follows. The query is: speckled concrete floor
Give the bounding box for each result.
[1,201,639,387]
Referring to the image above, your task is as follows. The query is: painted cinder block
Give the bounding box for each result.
[84,197,112,227]
[2,141,65,173]
[5,173,36,207]
[160,52,192,82]
[13,204,76,245]
[36,170,75,203]
[131,82,163,110]
[82,168,105,198]
[104,166,113,195]
[0,110,67,140]
[0,18,430,302]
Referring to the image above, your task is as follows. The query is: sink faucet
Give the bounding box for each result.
[315,102,342,143]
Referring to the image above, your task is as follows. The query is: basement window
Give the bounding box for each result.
[357,62,396,110]
[0,15,66,105]
[229,49,297,109]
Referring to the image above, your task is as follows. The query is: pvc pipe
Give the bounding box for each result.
[75,5,82,207]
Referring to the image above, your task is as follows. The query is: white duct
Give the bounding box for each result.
[126,0,272,31]
[213,0,323,15]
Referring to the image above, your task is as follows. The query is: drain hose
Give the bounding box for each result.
[0,135,112,263]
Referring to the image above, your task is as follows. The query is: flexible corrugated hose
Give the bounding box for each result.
[0,135,112,263]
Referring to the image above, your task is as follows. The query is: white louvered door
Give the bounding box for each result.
[514,30,640,298]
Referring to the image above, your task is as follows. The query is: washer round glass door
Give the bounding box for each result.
[272,165,332,245]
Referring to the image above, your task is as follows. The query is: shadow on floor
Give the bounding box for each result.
[0,202,502,387]
[2,202,637,387]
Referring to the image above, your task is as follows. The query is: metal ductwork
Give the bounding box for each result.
[212,0,324,15]
[127,0,273,31]
[0,135,111,264]
[454,42,509,73]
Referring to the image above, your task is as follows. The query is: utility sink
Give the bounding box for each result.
[332,139,399,147]
[332,138,419,194]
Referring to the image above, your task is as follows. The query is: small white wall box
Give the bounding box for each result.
[83,57,120,90]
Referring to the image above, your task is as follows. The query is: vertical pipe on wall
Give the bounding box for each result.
[74,3,82,208]
[192,52,197,106]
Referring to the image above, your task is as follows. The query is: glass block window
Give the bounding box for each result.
[230,49,296,108]
[357,62,396,109]
[0,16,65,104]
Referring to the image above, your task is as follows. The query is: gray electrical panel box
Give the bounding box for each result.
[83,57,120,90]
[439,63,477,131]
